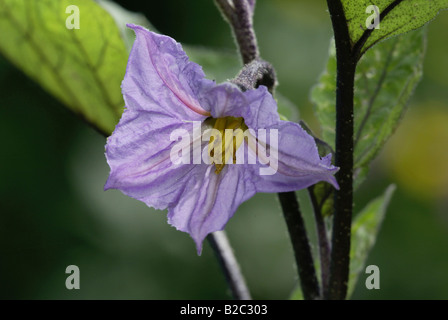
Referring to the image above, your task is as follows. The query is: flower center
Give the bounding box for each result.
[208,117,247,174]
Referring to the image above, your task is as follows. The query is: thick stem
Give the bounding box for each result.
[278,192,320,300]
[326,0,356,300]
[207,231,252,300]
[329,62,355,300]
[308,186,331,298]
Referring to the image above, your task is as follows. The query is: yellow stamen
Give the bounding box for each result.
[208,117,247,174]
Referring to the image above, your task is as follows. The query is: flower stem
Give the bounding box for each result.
[207,231,252,300]
[308,186,331,298]
[278,192,320,300]
[214,0,259,64]
[326,0,356,300]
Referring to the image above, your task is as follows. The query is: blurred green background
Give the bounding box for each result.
[1,0,447,299]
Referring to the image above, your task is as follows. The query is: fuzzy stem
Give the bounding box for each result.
[214,0,259,64]
[278,192,320,300]
[308,186,331,298]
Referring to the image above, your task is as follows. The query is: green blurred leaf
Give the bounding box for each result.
[312,182,334,218]
[290,284,304,300]
[342,0,447,55]
[310,39,336,149]
[348,184,396,298]
[0,0,128,135]
[184,46,240,83]
[312,28,425,187]
[276,92,300,122]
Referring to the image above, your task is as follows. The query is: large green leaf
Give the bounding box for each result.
[312,28,426,187]
[342,0,447,55]
[353,29,425,174]
[0,0,128,135]
[347,184,396,298]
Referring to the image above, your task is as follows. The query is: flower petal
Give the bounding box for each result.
[201,83,279,129]
[123,24,212,120]
[105,108,203,210]
[199,82,247,118]
[211,85,339,191]
[167,165,256,254]
[246,120,339,191]
[240,85,280,129]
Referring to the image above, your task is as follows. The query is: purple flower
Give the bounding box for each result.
[105,24,339,254]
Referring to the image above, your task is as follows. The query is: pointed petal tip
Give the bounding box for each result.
[322,165,340,191]
[103,170,120,192]
[328,176,340,191]
[126,24,152,36]
[191,231,206,256]
[103,178,114,191]
[196,242,203,256]
[320,153,339,190]
[126,23,139,30]
[194,232,210,256]
[321,153,333,166]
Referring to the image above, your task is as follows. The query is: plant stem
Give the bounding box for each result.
[214,0,259,64]
[326,0,356,300]
[278,192,320,300]
[308,186,331,298]
[207,231,252,300]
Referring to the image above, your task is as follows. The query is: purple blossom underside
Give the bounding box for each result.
[105,24,339,254]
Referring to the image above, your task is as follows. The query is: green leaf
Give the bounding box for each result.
[342,0,447,55]
[310,39,336,149]
[0,0,128,135]
[311,181,334,218]
[312,28,426,187]
[347,184,396,298]
[290,284,304,300]
[354,28,426,180]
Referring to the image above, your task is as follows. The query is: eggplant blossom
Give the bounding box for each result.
[105,24,339,254]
